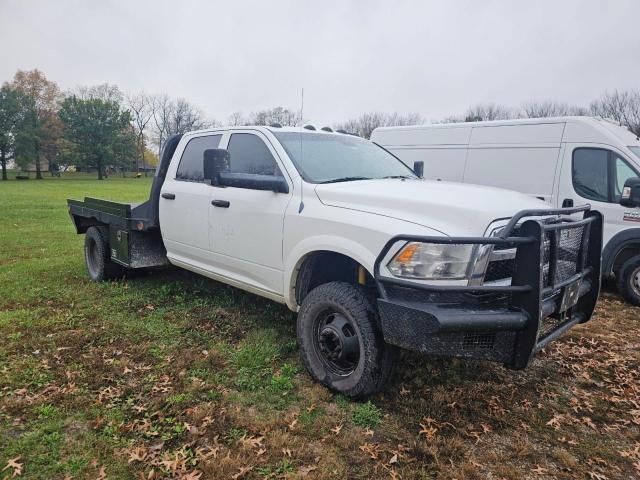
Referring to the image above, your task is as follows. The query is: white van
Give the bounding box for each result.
[371,116,640,304]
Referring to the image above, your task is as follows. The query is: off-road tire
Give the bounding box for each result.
[84,226,123,281]
[617,254,640,306]
[297,281,398,398]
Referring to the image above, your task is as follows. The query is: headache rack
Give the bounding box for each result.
[374,205,603,369]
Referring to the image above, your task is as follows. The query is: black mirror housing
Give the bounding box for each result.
[620,177,640,208]
[218,172,289,193]
[203,148,230,184]
[413,160,424,178]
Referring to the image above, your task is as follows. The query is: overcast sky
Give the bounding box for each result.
[1,0,639,126]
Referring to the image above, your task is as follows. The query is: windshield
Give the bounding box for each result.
[629,146,640,161]
[273,132,416,183]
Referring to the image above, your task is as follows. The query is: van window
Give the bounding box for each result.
[572,148,609,202]
[227,133,282,176]
[614,155,638,201]
[176,134,222,181]
[572,148,639,203]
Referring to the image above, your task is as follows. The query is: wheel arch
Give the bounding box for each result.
[71,214,107,234]
[602,228,640,276]
[284,237,376,310]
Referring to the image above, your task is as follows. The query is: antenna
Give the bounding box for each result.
[300,87,304,125]
[298,87,305,214]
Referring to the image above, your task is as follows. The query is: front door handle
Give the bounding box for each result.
[562,198,574,208]
[161,192,175,200]
[211,199,230,208]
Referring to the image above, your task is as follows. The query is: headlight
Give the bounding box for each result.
[387,242,476,280]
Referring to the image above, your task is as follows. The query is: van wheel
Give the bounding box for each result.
[84,226,123,281]
[297,282,397,399]
[617,255,640,306]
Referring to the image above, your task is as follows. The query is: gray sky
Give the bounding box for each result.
[1,0,639,126]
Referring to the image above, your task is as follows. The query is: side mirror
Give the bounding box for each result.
[203,148,230,185]
[413,160,424,178]
[218,172,289,193]
[620,177,640,208]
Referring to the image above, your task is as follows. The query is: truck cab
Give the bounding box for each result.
[69,125,603,398]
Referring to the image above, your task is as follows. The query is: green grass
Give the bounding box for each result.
[352,401,383,428]
[1,175,639,479]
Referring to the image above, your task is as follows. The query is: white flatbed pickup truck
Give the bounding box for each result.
[68,125,604,398]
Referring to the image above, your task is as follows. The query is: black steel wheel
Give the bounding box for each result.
[297,281,397,398]
[84,226,123,281]
[617,254,640,306]
[314,311,361,376]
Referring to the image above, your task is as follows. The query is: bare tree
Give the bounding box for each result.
[76,83,124,103]
[228,111,245,126]
[521,101,588,118]
[127,92,153,175]
[334,112,424,139]
[464,104,513,122]
[248,106,299,126]
[150,94,172,158]
[590,90,640,136]
[169,98,208,134]
[148,95,213,158]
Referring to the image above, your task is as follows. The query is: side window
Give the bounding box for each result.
[176,134,222,181]
[613,155,638,201]
[227,133,282,176]
[572,148,609,202]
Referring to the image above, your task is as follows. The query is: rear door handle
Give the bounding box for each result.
[161,193,175,200]
[211,199,230,208]
[562,198,574,208]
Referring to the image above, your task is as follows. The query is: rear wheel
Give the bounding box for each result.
[617,255,640,306]
[297,281,397,398]
[84,226,123,281]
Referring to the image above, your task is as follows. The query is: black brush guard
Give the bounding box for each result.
[373,206,603,369]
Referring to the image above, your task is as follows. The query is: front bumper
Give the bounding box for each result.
[374,206,603,369]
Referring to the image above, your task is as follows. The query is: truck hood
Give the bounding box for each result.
[314,179,548,236]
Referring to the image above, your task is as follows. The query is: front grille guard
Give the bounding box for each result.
[373,205,603,369]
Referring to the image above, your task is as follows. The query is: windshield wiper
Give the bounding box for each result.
[319,176,371,184]
[381,175,414,179]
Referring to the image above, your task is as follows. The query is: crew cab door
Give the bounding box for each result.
[557,144,640,247]
[208,131,293,295]
[159,133,223,266]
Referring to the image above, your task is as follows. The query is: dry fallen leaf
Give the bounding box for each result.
[231,466,253,479]
[179,470,202,480]
[96,465,107,480]
[532,465,548,475]
[298,465,318,477]
[330,424,343,435]
[128,447,147,464]
[2,457,23,477]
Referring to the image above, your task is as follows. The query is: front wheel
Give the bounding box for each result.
[617,255,640,306]
[297,282,397,399]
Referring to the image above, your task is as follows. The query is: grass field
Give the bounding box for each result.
[0,175,639,480]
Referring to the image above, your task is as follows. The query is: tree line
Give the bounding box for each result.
[1,67,639,180]
[339,92,640,139]
[0,69,213,180]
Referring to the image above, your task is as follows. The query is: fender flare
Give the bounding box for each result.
[283,236,377,310]
[602,228,640,275]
